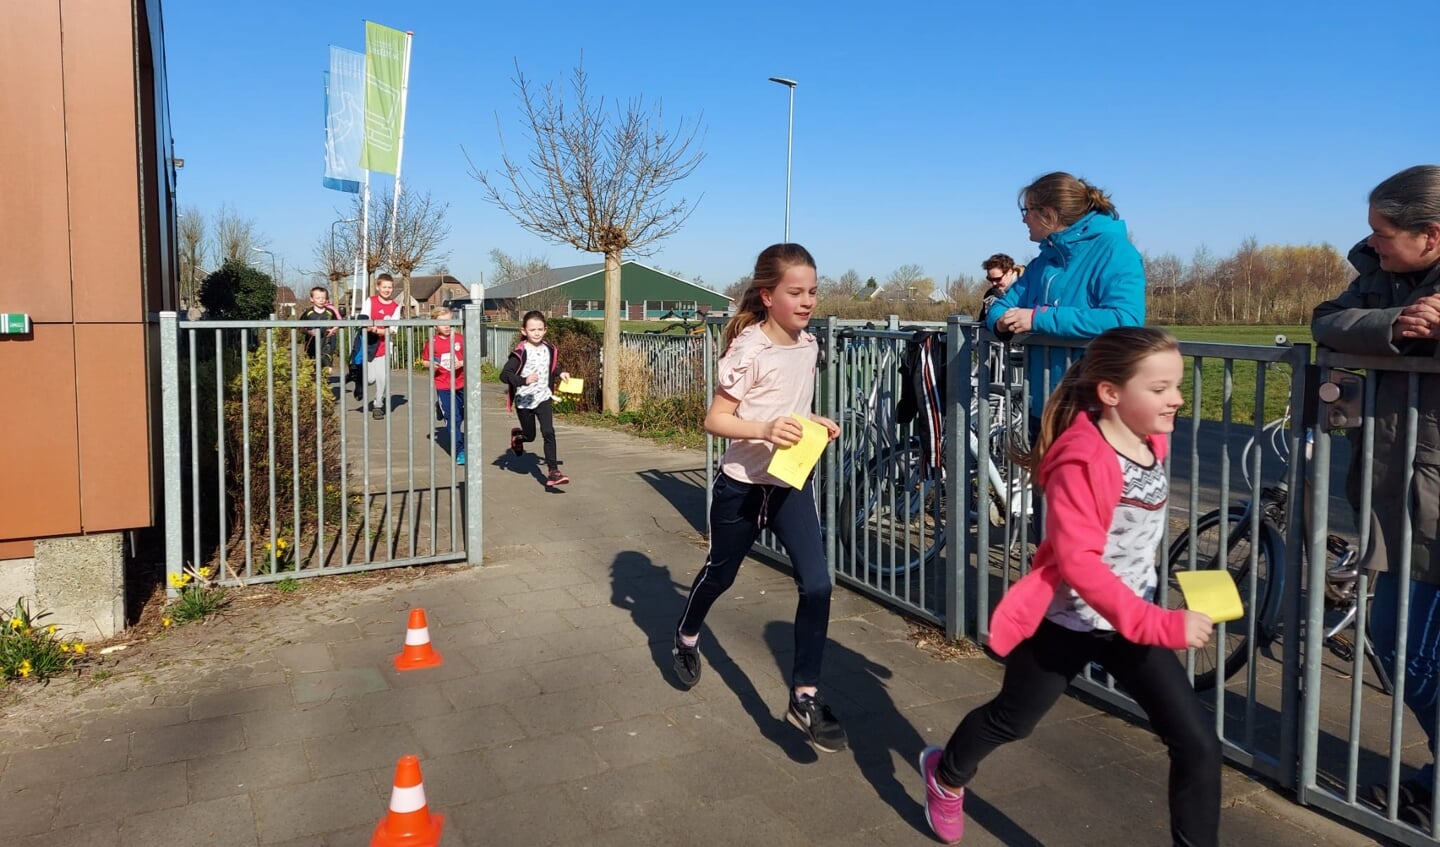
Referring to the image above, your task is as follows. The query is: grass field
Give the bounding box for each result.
[1162,325,1311,424]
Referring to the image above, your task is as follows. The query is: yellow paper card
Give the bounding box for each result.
[558,377,584,395]
[765,414,829,489]
[1173,570,1244,623]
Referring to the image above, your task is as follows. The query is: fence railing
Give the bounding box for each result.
[701,315,1439,845]
[159,310,485,590]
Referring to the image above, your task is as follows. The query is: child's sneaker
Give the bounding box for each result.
[510,427,525,456]
[546,469,570,486]
[672,633,701,689]
[786,691,848,753]
[455,451,466,466]
[919,745,965,844]
[371,405,385,420]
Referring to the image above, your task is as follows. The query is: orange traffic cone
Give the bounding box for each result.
[371,754,444,846]
[393,608,444,671]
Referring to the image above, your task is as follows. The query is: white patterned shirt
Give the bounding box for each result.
[515,342,553,409]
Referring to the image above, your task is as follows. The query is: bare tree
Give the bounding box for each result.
[336,192,394,296]
[385,190,452,314]
[489,248,550,283]
[177,206,207,308]
[833,269,863,300]
[468,58,706,414]
[211,204,263,264]
[883,264,933,301]
[310,231,349,290]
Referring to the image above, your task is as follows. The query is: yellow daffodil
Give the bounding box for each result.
[9,618,21,629]
[276,538,288,550]
[73,642,86,655]
[18,660,32,678]
[264,542,273,551]
[60,643,70,653]
[198,567,212,579]
[162,617,172,628]
[46,625,56,635]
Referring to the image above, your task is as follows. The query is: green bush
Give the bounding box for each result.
[199,258,277,321]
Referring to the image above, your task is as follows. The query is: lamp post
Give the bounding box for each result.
[768,77,797,242]
[251,247,277,281]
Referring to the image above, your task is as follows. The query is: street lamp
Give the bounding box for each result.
[768,76,797,242]
[251,247,277,281]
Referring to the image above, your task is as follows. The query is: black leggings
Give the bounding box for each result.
[939,620,1221,847]
[516,399,559,471]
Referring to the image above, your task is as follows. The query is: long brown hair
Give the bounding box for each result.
[1015,326,1180,476]
[1019,172,1119,234]
[721,243,817,352]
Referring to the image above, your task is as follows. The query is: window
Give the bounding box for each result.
[646,300,697,315]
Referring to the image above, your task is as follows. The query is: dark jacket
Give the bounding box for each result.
[500,340,561,411]
[1311,240,1440,583]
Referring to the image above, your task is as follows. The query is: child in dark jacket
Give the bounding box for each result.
[499,311,570,487]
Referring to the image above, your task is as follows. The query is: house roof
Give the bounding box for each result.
[484,261,730,302]
[407,274,464,302]
[484,264,605,298]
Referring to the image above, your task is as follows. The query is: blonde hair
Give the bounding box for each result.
[721,243,817,352]
[1016,326,1179,478]
[431,306,453,319]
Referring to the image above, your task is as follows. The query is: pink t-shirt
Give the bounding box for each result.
[716,324,817,487]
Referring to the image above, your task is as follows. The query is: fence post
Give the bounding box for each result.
[704,320,716,538]
[159,312,183,598]
[823,316,839,580]
[463,304,485,565]
[945,315,971,640]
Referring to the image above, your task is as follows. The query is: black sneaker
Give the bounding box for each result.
[1371,779,1433,827]
[371,405,386,420]
[787,691,847,753]
[510,427,525,456]
[672,633,701,689]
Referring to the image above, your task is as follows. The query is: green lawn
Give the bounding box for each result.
[1162,325,1311,424]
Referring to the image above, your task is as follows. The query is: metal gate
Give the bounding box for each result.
[158,309,485,590]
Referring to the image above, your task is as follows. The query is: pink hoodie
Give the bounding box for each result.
[987,413,1189,656]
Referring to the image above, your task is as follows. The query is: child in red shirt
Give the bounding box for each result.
[421,306,466,465]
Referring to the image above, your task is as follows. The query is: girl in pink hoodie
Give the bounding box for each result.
[919,327,1221,847]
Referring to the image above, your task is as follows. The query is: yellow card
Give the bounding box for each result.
[765,414,830,489]
[558,377,584,395]
[1173,570,1244,623]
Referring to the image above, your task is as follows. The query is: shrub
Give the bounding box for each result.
[199,258,278,321]
[221,336,347,571]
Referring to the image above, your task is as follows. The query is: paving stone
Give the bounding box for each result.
[366,747,503,810]
[525,653,622,694]
[497,586,582,613]
[439,666,541,710]
[507,687,620,736]
[290,667,390,704]
[252,772,379,843]
[583,713,700,770]
[482,732,609,793]
[15,821,120,847]
[119,794,257,847]
[409,703,526,756]
[55,762,186,826]
[242,701,353,748]
[305,724,424,779]
[189,683,294,720]
[485,609,576,640]
[1,736,130,791]
[186,744,314,801]
[540,623,640,657]
[456,633,562,671]
[73,706,192,741]
[129,714,245,768]
[0,781,60,836]
[346,682,454,729]
[271,642,335,674]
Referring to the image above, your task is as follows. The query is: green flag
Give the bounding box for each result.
[361,21,407,175]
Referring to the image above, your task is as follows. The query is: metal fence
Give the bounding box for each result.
[618,332,706,399]
[702,315,1440,845]
[159,309,485,590]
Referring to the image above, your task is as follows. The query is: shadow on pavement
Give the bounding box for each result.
[635,467,708,533]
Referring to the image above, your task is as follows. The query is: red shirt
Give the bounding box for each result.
[422,333,465,391]
[366,295,400,357]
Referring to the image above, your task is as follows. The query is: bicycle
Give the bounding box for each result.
[1161,405,1393,694]
[834,329,1031,576]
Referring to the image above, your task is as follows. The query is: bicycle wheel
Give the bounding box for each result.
[1162,506,1277,691]
[839,442,944,576]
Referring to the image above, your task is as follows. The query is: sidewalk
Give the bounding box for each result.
[0,384,1382,845]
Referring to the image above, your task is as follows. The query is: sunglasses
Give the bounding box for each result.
[986,275,1005,283]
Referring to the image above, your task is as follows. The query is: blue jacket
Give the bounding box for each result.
[985,210,1146,412]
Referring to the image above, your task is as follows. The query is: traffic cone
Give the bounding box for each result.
[371,754,444,846]
[393,608,444,671]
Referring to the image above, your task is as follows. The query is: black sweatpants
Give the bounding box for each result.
[939,619,1221,847]
[516,399,559,471]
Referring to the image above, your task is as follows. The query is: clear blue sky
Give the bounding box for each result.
[165,0,1437,294]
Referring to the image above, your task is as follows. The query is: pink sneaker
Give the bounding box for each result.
[920,745,965,843]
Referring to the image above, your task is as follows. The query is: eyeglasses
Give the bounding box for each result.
[1020,207,1030,219]
[985,275,1005,284]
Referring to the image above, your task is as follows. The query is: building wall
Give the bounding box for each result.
[0,0,175,556]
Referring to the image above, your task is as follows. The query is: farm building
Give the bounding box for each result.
[481,262,731,321]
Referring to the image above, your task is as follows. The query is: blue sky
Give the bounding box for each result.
[165,1,1437,294]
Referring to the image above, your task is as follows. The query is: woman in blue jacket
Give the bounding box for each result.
[985,172,1147,420]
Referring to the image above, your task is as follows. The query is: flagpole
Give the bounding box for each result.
[387,31,413,308]
[357,172,371,309]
